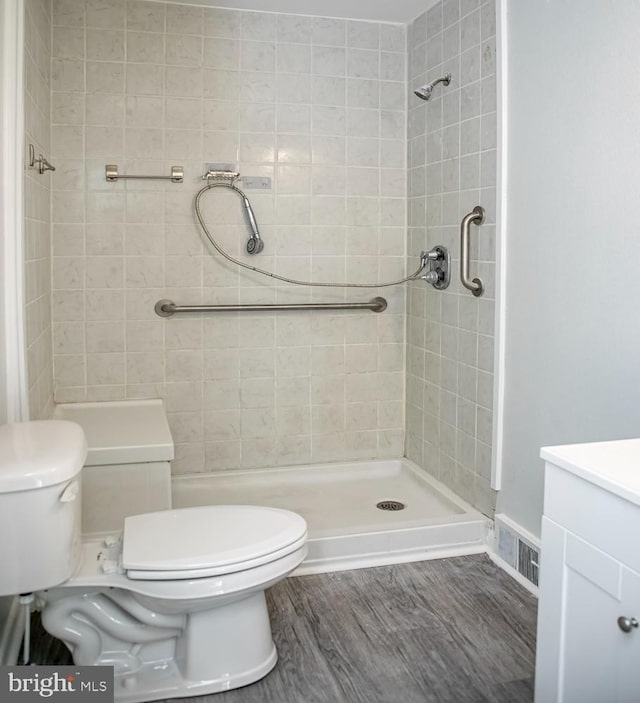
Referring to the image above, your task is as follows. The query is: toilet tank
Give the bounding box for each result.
[0,421,86,596]
[53,400,174,535]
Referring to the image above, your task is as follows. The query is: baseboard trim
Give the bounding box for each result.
[0,596,23,665]
[294,543,487,576]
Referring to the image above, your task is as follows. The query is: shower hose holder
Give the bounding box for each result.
[419,245,451,290]
[203,169,239,184]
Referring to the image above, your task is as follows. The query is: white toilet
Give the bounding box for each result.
[0,418,307,703]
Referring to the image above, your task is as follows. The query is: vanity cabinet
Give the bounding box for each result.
[535,439,640,703]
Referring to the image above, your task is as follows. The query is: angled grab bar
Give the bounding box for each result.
[460,205,485,297]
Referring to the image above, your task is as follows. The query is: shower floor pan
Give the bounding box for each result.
[172,458,489,575]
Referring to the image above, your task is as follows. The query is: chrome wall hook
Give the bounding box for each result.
[28,144,55,174]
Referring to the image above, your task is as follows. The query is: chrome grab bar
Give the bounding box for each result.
[155,297,387,317]
[460,205,485,297]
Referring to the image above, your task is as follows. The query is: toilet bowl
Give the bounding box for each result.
[0,416,307,703]
[39,504,307,703]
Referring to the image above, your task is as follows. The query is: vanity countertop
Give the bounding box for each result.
[541,438,640,507]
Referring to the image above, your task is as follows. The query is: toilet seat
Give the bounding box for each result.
[123,505,308,581]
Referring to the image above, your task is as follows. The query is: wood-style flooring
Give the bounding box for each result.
[30,554,537,703]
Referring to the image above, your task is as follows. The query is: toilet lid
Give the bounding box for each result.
[122,505,307,578]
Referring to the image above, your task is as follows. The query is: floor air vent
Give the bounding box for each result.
[376,500,406,511]
[518,541,540,586]
[495,516,540,588]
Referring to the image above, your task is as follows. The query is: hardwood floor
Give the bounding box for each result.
[30,554,537,703]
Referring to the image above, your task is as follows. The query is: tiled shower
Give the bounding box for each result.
[405,0,497,514]
[24,0,497,516]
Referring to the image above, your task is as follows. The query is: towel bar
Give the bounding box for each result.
[105,165,183,182]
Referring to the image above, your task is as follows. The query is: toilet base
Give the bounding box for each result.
[113,645,277,703]
[39,538,308,702]
[41,586,283,703]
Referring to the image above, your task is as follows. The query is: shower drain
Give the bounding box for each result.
[376,500,406,511]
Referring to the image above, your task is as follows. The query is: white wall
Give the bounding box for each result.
[0,0,7,427]
[497,0,640,537]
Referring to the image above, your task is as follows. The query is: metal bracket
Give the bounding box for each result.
[203,171,239,184]
[202,164,271,190]
[420,245,451,290]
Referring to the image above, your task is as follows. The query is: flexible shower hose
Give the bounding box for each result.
[194,183,427,288]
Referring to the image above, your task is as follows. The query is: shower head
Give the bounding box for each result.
[414,73,452,101]
[414,84,435,101]
[246,235,264,255]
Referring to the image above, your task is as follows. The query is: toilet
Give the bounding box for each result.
[0,416,307,703]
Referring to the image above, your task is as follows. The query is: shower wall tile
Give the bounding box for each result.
[50,0,407,474]
[405,0,497,517]
[25,0,54,420]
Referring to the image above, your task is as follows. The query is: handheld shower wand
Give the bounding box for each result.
[242,195,263,254]
[202,170,264,255]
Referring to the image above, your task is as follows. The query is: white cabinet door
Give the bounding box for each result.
[536,518,640,703]
[561,532,623,703]
[617,567,640,703]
